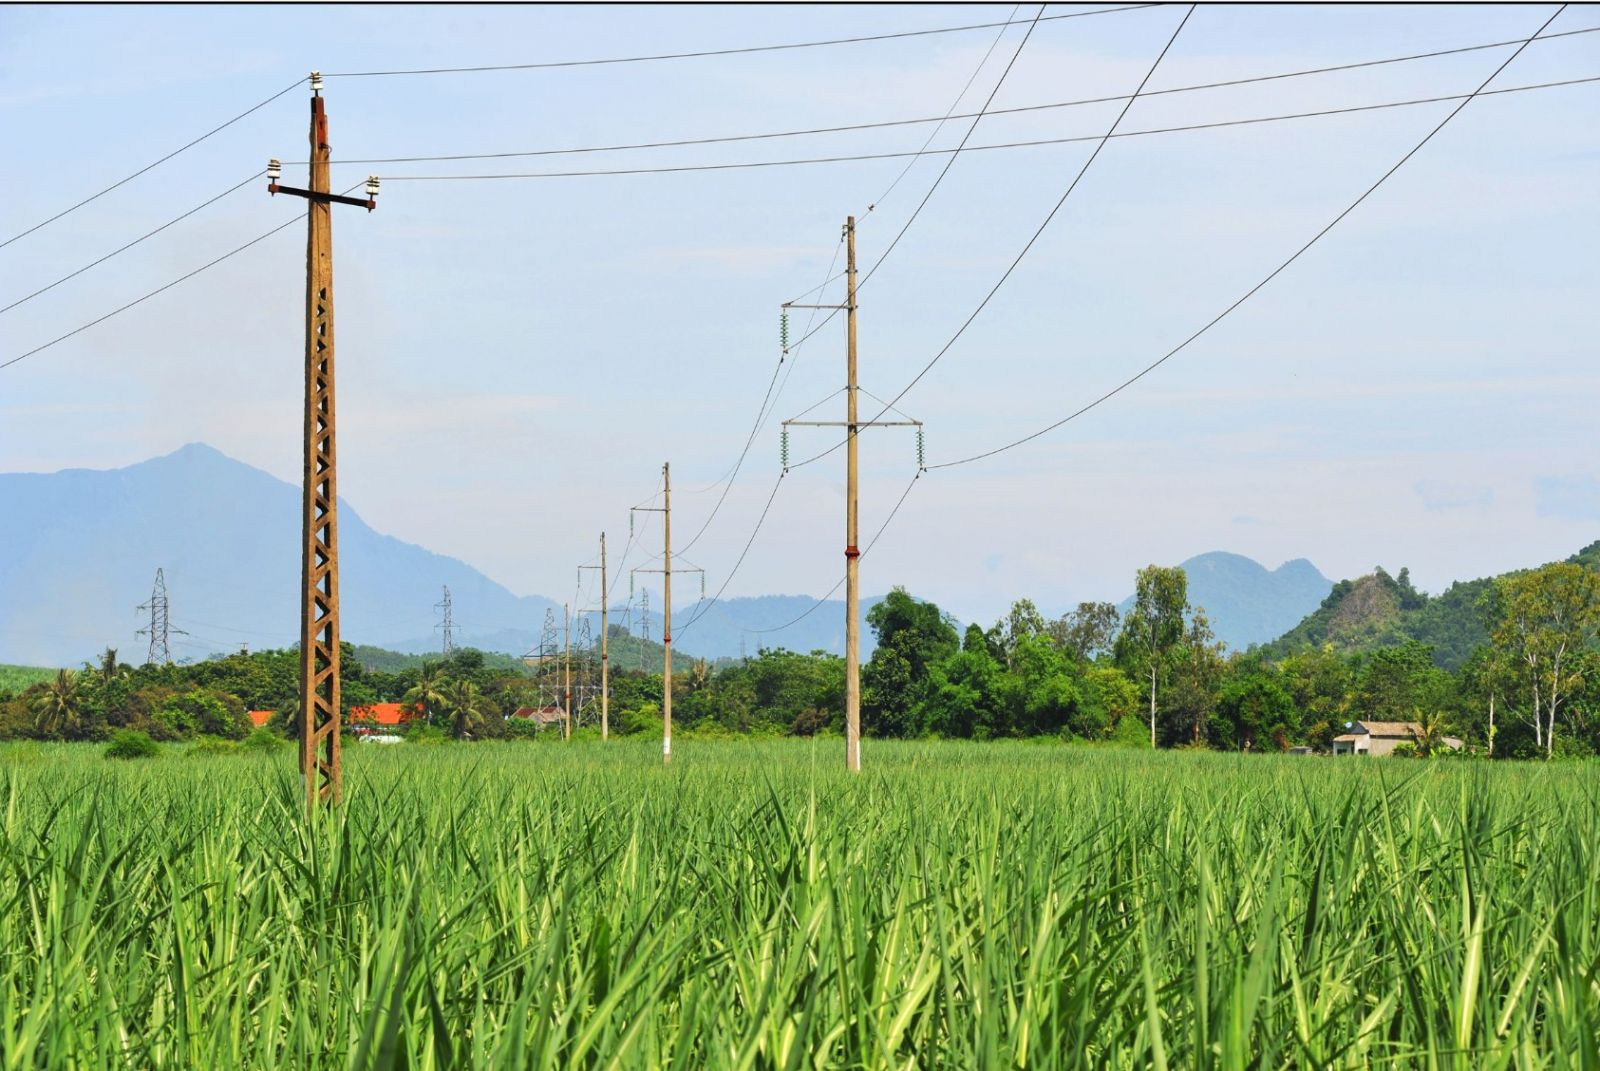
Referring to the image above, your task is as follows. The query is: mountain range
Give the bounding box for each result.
[0,444,873,666]
[3,444,1344,667]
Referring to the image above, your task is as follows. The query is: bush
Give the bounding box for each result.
[186,736,241,757]
[619,703,662,737]
[243,728,286,752]
[406,722,449,745]
[105,729,160,760]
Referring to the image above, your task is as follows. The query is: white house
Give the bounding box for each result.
[1331,720,1463,756]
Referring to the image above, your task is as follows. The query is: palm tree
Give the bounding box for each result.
[401,661,449,724]
[443,679,488,740]
[96,647,124,686]
[1411,707,1455,758]
[33,669,87,739]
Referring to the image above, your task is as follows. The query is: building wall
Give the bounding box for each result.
[1365,736,1406,757]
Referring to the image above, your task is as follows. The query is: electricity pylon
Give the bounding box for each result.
[135,568,187,665]
[782,216,922,773]
[265,72,380,808]
[435,585,456,655]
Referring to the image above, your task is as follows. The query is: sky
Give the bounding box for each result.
[1,3,1597,633]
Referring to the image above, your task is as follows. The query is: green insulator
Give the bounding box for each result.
[916,429,926,469]
[780,428,790,470]
[780,310,790,349]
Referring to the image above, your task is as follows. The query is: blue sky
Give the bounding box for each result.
[2,3,1596,629]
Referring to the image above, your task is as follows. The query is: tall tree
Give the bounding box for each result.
[32,669,87,739]
[1052,602,1121,662]
[1116,566,1188,748]
[863,588,959,738]
[1493,562,1600,758]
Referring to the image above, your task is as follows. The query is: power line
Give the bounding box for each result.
[378,75,1595,183]
[676,5,1025,559]
[2,183,365,373]
[303,25,1598,168]
[677,472,787,638]
[750,471,922,637]
[785,2,1196,475]
[848,3,1196,442]
[324,5,1162,77]
[0,172,262,316]
[0,78,303,251]
[858,4,1047,291]
[928,3,1572,471]
[675,232,845,555]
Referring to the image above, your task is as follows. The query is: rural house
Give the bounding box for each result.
[1331,720,1463,756]
[510,706,566,730]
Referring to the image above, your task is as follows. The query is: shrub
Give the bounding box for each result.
[105,729,160,760]
[243,728,286,752]
[406,722,449,745]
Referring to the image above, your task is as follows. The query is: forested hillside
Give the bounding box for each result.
[1266,541,1600,669]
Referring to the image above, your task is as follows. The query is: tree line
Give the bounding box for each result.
[4,560,1597,758]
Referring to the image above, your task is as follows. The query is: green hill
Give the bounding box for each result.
[1266,540,1600,669]
[0,664,57,695]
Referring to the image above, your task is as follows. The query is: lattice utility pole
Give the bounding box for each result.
[135,568,187,665]
[578,533,609,739]
[266,72,379,808]
[783,216,921,773]
[435,585,456,656]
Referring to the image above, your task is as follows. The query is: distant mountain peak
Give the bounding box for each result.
[1118,551,1332,652]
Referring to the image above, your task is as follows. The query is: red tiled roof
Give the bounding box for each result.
[350,702,421,727]
[247,710,274,729]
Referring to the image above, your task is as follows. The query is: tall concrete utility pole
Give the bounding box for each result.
[266,72,379,808]
[783,217,920,773]
[579,533,610,739]
[631,464,675,763]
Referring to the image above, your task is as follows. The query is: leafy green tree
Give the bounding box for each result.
[863,588,959,738]
[1492,562,1600,759]
[1164,610,1227,745]
[1278,645,1352,748]
[1052,602,1121,662]
[1115,565,1189,748]
[1352,641,1451,725]
[994,599,1049,668]
[1215,667,1296,750]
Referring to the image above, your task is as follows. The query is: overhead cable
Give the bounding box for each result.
[324,5,1161,77]
[927,4,1571,470]
[0,172,262,316]
[309,26,1598,168]
[0,78,304,251]
[378,76,1597,182]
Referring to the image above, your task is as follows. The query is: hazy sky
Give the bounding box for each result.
[2,3,1597,631]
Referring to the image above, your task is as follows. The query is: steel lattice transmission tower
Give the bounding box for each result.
[135,568,186,665]
[435,585,456,656]
[266,72,379,808]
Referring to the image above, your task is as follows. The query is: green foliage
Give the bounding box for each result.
[0,664,57,694]
[103,729,159,760]
[4,740,1598,1064]
[404,722,449,746]
[242,728,285,752]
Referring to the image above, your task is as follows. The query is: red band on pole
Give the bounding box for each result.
[844,546,860,559]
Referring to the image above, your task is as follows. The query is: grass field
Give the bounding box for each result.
[1,740,1596,1068]
[0,664,56,693]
